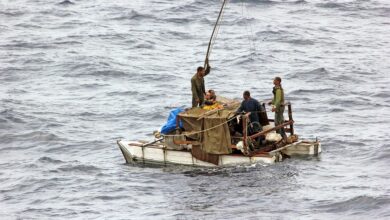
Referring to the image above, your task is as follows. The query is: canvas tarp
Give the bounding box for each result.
[160,108,184,134]
[179,108,235,155]
[180,108,204,141]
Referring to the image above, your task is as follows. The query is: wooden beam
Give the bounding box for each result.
[287,104,294,135]
[249,120,294,139]
[242,113,250,155]
[268,141,303,156]
[173,140,201,145]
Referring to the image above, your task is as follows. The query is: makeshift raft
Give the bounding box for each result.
[117,139,321,167]
[117,99,321,167]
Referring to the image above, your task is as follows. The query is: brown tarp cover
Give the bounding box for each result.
[191,145,220,165]
[179,107,236,155]
[177,96,270,162]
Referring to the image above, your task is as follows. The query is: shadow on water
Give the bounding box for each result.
[58,0,74,6]
[314,195,390,214]
[121,160,300,179]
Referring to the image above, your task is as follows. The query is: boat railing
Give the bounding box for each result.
[241,101,295,154]
[265,101,294,135]
[172,101,295,155]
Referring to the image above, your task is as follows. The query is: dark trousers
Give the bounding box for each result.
[275,107,287,139]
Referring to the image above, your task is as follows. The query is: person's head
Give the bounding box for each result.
[243,90,250,100]
[197,66,205,77]
[208,89,216,100]
[205,91,211,100]
[273,76,282,86]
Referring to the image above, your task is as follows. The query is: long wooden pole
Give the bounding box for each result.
[287,103,294,135]
[204,0,228,68]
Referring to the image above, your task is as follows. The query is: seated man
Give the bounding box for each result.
[203,90,223,110]
[204,89,216,105]
[236,90,263,134]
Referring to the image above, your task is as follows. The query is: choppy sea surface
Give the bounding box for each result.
[1,0,390,219]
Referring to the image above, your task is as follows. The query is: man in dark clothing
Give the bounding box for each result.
[236,90,264,126]
[191,60,211,107]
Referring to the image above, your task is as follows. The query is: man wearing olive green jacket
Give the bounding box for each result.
[191,60,211,107]
[270,76,287,140]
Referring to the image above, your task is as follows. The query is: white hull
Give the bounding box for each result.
[117,140,321,167]
[281,141,322,156]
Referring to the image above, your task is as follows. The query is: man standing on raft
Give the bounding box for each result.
[191,58,211,107]
[270,76,287,140]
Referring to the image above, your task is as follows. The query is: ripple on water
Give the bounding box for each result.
[55,164,101,174]
[314,195,390,214]
[37,156,65,164]
[1,0,390,219]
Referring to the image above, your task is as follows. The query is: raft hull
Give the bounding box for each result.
[117,140,279,167]
[282,141,322,156]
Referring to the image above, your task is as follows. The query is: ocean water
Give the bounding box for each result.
[1,0,390,219]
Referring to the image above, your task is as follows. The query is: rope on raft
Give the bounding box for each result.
[162,110,268,138]
[162,115,237,138]
[204,0,229,69]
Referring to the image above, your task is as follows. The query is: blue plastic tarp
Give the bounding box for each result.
[160,108,184,134]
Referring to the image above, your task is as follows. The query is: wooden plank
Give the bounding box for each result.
[249,120,294,139]
[287,104,294,135]
[268,141,302,156]
[242,113,249,155]
[173,140,201,145]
